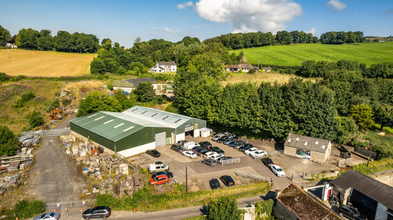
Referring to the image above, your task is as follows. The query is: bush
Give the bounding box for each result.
[13,91,35,108]
[28,111,45,128]
[255,199,275,220]
[15,200,45,219]
[206,196,242,220]
[248,68,256,74]
[46,99,60,113]
[0,125,17,156]
[107,83,113,90]
[0,72,11,82]
[61,99,72,106]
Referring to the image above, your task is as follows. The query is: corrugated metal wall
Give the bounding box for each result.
[70,122,115,151]
[116,127,171,152]
[175,118,207,135]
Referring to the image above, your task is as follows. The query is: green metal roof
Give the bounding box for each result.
[122,106,196,128]
[70,111,169,142]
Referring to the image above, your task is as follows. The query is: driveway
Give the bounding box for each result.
[25,115,86,203]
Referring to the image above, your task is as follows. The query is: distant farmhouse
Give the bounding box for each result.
[2,43,17,48]
[262,67,271,72]
[226,64,253,73]
[112,77,172,94]
[284,133,332,163]
[151,61,177,73]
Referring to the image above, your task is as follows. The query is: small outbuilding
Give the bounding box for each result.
[284,133,331,163]
[262,67,271,72]
[225,64,253,73]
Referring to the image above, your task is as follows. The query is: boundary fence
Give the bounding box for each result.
[45,200,96,212]
[221,157,240,166]
[236,169,272,183]
[21,127,71,137]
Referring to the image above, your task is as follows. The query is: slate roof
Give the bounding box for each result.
[331,170,393,209]
[284,133,331,153]
[262,67,271,70]
[277,184,342,220]
[125,77,157,87]
[227,64,253,69]
[158,61,176,66]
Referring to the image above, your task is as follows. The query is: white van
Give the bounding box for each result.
[183,141,199,150]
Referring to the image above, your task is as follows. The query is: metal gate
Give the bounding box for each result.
[155,132,166,147]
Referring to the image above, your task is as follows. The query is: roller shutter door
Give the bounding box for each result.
[185,126,194,132]
[155,132,166,147]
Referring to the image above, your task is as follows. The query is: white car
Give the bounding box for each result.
[204,151,216,159]
[244,147,258,155]
[270,165,285,177]
[250,150,267,158]
[33,212,60,220]
[210,153,223,160]
[182,151,197,158]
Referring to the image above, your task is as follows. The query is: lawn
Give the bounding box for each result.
[222,72,316,86]
[235,42,393,66]
[0,49,97,77]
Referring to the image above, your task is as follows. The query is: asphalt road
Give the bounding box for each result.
[25,115,86,203]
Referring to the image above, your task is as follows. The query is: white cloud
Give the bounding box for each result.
[327,0,347,11]
[305,28,317,35]
[178,1,195,9]
[163,27,176,34]
[194,0,303,34]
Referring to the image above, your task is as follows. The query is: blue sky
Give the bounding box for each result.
[1,0,392,48]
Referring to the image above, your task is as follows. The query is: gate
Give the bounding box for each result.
[21,127,71,137]
[221,157,240,166]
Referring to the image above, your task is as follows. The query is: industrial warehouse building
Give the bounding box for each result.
[284,133,332,163]
[70,106,207,157]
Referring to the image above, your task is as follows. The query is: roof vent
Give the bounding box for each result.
[162,116,169,120]
[141,111,147,115]
[94,116,104,121]
[174,119,182,123]
[151,113,158,117]
[87,114,97,118]
[132,108,138,112]
[103,119,114,124]
[304,142,308,146]
[315,141,319,144]
[114,123,124,128]
[322,145,326,149]
[296,138,299,141]
[288,139,291,142]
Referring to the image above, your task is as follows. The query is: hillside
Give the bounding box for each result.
[0,49,97,77]
[235,42,393,66]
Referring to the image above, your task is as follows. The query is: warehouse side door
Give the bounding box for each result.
[155,132,166,147]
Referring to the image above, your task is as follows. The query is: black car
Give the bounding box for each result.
[192,146,203,153]
[82,206,111,219]
[199,141,212,149]
[210,178,221,190]
[239,144,253,152]
[211,146,224,154]
[220,175,235,187]
[152,171,174,179]
[216,136,229,143]
[146,149,161,157]
[171,145,183,153]
[202,158,216,167]
[197,149,209,157]
[261,158,274,167]
[339,205,367,220]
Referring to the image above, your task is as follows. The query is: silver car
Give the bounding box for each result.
[33,212,60,220]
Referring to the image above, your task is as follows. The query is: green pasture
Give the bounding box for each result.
[235,42,393,66]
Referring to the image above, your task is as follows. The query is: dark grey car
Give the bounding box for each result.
[83,206,111,219]
[202,159,216,167]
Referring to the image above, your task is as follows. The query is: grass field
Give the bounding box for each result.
[0,49,97,77]
[222,72,315,86]
[235,42,393,66]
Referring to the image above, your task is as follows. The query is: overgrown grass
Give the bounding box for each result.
[255,199,275,220]
[182,216,205,220]
[352,158,393,175]
[96,182,271,212]
[373,124,393,134]
[235,42,393,66]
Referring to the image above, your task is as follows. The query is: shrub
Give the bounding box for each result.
[46,99,60,113]
[15,200,45,219]
[107,83,113,90]
[248,68,256,74]
[61,99,72,106]
[0,125,17,156]
[255,199,275,220]
[28,111,45,128]
[0,72,10,82]
[206,196,242,220]
[13,91,35,108]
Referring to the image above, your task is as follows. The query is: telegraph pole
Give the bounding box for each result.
[367,144,373,167]
[185,166,188,193]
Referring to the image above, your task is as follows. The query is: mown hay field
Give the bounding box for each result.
[235,42,393,66]
[222,72,316,86]
[0,49,97,77]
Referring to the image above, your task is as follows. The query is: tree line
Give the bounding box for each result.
[320,31,364,44]
[203,30,319,50]
[174,57,393,158]
[90,36,242,75]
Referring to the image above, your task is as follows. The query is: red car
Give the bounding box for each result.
[150,174,169,186]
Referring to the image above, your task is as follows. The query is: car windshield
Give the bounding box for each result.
[277,168,283,172]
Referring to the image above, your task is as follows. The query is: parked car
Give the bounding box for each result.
[197,149,210,157]
[227,141,237,147]
[211,146,224,154]
[150,174,170,186]
[220,175,235,187]
[223,138,234,145]
[148,163,169,173]
[152,171,173,179]
[270,165,285,177]
[171,145,183,153]
[199,141,212,149]
[183,141,199,150]
[233,142,245,149]
[338,205,367,220]
[191,146,203,153]
[210,153,223,160]
[33,212,60,220]
[244,147,258,155]
[202,158,216,167]
[217,156,233,164]
[216,136,229,143]
[82,206,111,219]
[250,150,267,159]
[204,151,217,159]
[261,158,274,167]
[146,149,161,157]
[212,133,226,141]
[182,151,197,158]
[239,144,253,152]
[209,178,221,190]
[177,140,188,145]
